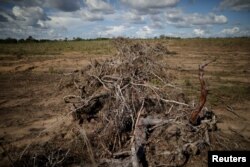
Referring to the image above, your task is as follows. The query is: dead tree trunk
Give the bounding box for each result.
[189,60,215,125]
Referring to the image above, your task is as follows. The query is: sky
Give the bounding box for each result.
[0,0,250,39]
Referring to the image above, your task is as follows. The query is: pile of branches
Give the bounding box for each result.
[64,38,217,167]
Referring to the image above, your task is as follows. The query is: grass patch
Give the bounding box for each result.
[209,85,250,105]
[0,40,115,56]
[1,38,250,56]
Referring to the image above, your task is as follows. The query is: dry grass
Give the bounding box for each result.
[0,40,115,56]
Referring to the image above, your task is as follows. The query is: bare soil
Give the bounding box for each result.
[0,40,249,166]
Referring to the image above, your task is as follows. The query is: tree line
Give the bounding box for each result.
[0,35,249,43]
[0,36,110,43]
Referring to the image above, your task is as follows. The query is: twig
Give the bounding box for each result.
[113,151,131,158]
[149,119,174,131]
[204,128,210,145]
[19,143,31,160]
[228,127,250,142]
[165,104,173,115]
[76,123,97,167]
[160,98,189,106]
[88,74,110,91]
[226,105,241,118]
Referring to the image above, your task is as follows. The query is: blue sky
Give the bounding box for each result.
[0,0,249,39]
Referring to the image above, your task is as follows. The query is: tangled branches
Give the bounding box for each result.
[64,38,217,167]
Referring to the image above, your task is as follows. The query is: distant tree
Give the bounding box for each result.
[1,37,18,43]
[76,37,82,41]
[159,34,165,39]
[18,39,25,43]
[26,36,37,42]
[27,36,33,40]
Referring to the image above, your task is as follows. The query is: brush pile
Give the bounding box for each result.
[64,38,217,167]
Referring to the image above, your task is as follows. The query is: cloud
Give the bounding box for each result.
[0,5,67,39]
[221,27,240,35]
[85,0,114,14]
[0,0,248,39]
[0,23,64,39]
[0,15,8,22]
[98,25,126,37]
[121,0,179,10]
[47,0,82,12]
[1,0,44,7]
[47,14,81,29]
[219,0,250,11]
[80,10,104,21]
[150,15,165,29]
[122,11,145,24]
[193,28,205,36]
[0,8,16,22]
[151,21,165,29]
[136,26,153,38]
[12,6,50,27]
[1,0,83,12]
[121,0,180,15]
[165,9,227,27]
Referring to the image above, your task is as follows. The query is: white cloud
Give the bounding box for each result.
[193,28,205,36]
[222,27,240,35]
[165,9,227,27]
[85,0,114,14]
[219,0,250,11]
[121,0,179,10]
[0,11,15,22]
[121,0,180,15]
[12,6,50,27]
[136,26,153,38]
[99,25,126,37]
[123,11,145,24]
[79,10,104,21]
[47,15,81,29]
[0,0,249,39]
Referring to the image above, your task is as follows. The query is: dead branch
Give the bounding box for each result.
[76,123,97,167]
[189,60,215,125]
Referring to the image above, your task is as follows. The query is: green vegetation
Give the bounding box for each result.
[0,40,115,56]
[168,37,250,51]
[0,37,249,56]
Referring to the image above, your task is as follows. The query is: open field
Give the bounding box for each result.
[0,38,250,166]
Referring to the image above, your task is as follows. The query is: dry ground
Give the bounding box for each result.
[0,39,249,166]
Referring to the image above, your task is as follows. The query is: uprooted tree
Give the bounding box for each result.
[64,38,217,167]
